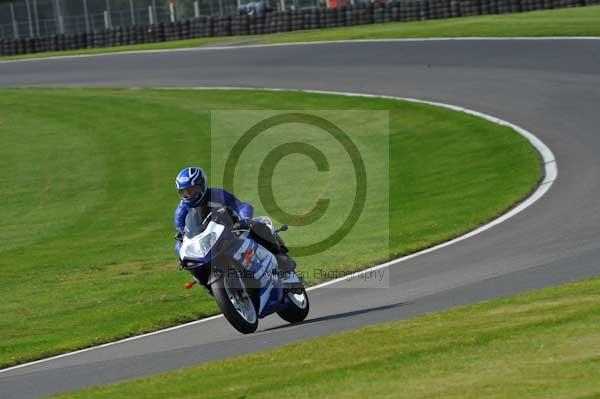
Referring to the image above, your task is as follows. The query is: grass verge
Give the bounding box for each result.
[1,6,600,62]
[0,88,540,368]
[51,275,600,399]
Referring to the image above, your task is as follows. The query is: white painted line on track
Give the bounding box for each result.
[0,86,556,375]
[0,314,224,374]
[0,36,598,64]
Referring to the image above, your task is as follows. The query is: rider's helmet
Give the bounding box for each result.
[175,167,207,206]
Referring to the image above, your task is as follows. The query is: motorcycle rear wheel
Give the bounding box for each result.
[213,271,259,334]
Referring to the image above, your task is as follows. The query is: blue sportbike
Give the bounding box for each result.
[178,207,309,333]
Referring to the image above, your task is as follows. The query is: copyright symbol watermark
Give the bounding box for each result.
[211,110,389,266]
[222,113,367,257]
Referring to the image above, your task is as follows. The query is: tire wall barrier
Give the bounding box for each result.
[0,0,594,57]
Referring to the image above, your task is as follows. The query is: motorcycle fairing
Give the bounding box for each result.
[232,236,283,316]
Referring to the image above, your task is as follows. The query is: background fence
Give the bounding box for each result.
[0,0,332,38]
[1,0,599,56]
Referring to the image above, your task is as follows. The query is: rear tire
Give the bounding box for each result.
[277,288,310,323]
[212,271,258,334]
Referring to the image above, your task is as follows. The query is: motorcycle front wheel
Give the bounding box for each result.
[212,270,258,334]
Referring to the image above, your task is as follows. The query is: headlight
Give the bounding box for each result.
[179,221,224,260]
[183,232,218,259]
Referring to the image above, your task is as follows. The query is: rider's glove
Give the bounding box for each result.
[232,218,252,231]
[174,230,184,242]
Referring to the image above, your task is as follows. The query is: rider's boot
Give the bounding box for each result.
[275,252,296,273]
[272,231,296,273]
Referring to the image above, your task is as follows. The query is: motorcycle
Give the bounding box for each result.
[178,207,309,334]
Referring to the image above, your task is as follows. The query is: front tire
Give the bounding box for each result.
[212,271,258,334]
[277,288,310,323]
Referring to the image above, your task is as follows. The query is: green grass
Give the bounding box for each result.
[260,5,600,43]
[0,88,540,368]
[51,275,600,399]
[2,6,599,62]
[0,36,253,61]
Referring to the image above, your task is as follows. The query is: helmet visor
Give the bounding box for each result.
[178,185,204,201]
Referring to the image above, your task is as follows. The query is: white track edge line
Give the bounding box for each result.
[0,86,556,375]
[0,36,598,64]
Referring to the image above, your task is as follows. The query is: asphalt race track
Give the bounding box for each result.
[1,39,600,398]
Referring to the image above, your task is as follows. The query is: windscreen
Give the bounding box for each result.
[184,208,207,239]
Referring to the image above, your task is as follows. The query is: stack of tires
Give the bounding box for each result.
[231,15,250,35]
[343,7,356,26]
[449,0,462,17]
[247,15,263,34]
[459,0,478,16]
[71,33,86,49]
[290,10,305,31]
[212,16,231,37]
[358,4,374,24]
[373,4,384,23]
[137,25,148,44]
[199,16,214,37]
[162,23,174,41]
[276,12,291,32]
[418,0,432,19]
[404,1,420,21]
[480,0,493,14]
[2,39,15,56]
[92,30,106,48]
[428,0,451,19]
[264,12,275,33]
[306,9,320,29]
[323,8,340,27]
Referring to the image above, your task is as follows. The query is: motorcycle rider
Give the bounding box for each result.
[173,167,295,271]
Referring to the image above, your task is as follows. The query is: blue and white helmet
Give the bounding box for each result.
[175,167,207,206]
